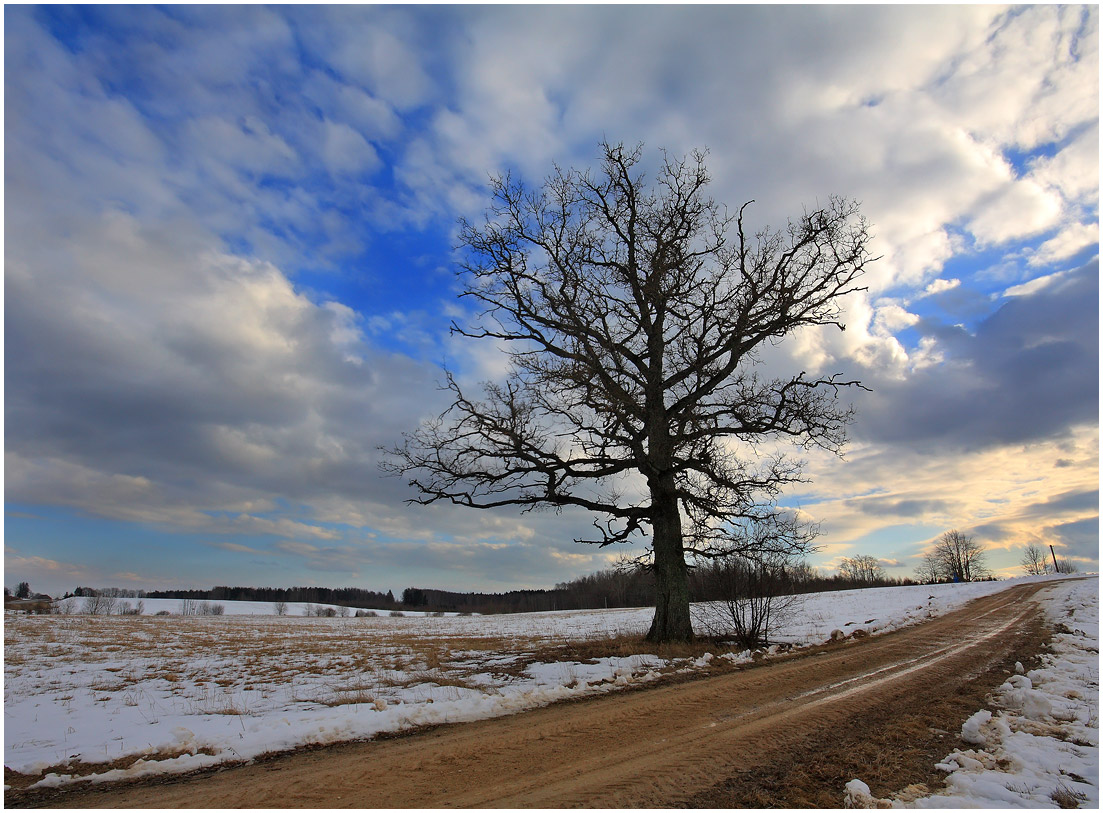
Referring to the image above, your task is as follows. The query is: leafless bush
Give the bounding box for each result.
[692,555,800,648]
[336,606,350,617]
[273,601,288,616]
[355,610,378,617]
[1054,557,1081,574]
[181,599,224,616]
[118,600,143,616]
[389,610,405,618]
[155,610,171,616]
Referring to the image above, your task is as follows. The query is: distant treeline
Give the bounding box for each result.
[70,561,917,615]
[404,561,918,614]
[84,585,401,609]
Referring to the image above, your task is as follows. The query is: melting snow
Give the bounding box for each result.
[5,574,1092,805]
[846,577,1099,809]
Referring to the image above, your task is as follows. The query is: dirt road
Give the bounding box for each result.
[16,582,1053,808]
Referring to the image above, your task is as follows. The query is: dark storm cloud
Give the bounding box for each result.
[854,260,1098,451]
[1028,489,1099,516]
[1051,517,1099,559]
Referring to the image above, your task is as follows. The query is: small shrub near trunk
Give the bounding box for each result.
[692,555,800,649]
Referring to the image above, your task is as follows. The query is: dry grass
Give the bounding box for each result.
[1051,781,1088,809]
[5,611,680,730]
[6,614,736,703]
[525,631,741,669]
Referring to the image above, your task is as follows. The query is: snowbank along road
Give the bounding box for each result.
[10,581,1063,807]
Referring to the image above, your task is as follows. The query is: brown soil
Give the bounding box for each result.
[7,581,1055,809]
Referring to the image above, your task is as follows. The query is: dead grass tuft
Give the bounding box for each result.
[1052,782,1088,809]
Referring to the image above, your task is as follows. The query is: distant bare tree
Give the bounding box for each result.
[1020,543,1049,576]
[273,600,289,616]
[83,594,118,615]
[838,554,886,585]
[386,141,873,642]
[787,560,820,587]
[920,530,990,582]
[914,556,939,584]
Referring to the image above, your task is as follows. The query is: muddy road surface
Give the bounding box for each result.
[14,582,1054,808]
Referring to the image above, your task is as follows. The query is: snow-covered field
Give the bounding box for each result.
[5,576,1095,806]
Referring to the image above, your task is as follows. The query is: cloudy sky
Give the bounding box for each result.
[5,5,1098,597]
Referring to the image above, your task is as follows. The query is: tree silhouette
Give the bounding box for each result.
[839,554,887,584]
[1019,542,1049,576]
[920,530,990,583]
[387,142,873,641]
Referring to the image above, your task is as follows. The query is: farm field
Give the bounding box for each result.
[4,576,1096,807]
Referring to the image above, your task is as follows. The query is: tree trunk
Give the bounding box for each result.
[646,476,693,642]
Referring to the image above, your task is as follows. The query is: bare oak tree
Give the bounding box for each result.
[386,143,873,642]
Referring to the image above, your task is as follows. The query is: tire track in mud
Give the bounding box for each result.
[15,581,1056,809]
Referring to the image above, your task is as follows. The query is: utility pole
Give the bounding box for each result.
[1049,544,1060,573]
